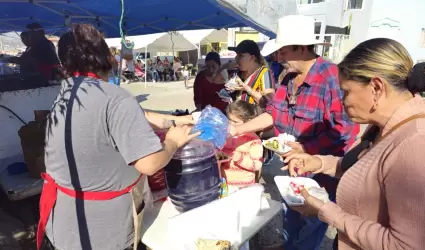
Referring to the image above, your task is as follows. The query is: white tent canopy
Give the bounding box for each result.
[105,32,197,53]
[181,29,228,45]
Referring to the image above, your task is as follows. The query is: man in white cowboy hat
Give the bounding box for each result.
[230,15,359,250]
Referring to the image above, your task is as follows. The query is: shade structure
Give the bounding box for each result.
[0,0,298,38]
[106,32,197,53]
[0,32,25,52]
[181,29,228,45]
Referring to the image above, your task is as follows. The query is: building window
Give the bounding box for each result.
[347,0,363,9]
[298,0,324,4]
[420,29,425,48]
[315,22,322,34]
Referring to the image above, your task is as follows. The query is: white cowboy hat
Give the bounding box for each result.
[261,15,331,56]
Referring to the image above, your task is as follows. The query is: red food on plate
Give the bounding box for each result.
[290,181,305,195]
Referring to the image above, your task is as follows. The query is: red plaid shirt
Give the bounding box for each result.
[267,57,359,157]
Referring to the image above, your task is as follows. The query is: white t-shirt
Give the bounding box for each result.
[182,70,189,77]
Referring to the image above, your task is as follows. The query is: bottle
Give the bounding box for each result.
[220,178,228,198]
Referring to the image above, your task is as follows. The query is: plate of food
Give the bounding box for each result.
[224,74,241,89]
[274,176,328,206]
[262,133,295,154]
[262,138,291,154]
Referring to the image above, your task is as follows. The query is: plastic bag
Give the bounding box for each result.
[192,105,229,149]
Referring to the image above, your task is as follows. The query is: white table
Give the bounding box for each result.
[141,192,282,250]
[0,154,43,201]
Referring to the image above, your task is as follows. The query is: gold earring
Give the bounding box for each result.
[372,101,378,110]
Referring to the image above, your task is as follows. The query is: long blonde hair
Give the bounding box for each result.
[338,38,414,92]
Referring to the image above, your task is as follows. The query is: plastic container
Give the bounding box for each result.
[192,106,229,149]
[165,139,221,212]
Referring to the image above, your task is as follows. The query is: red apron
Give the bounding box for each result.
[36,173,143,249]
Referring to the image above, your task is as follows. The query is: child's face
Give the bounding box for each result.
[228,113,244,125]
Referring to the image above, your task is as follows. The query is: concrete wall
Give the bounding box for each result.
[0,85,60,159]
[366,0,425,63]
[235,31,260,44]
[341,0,375,45]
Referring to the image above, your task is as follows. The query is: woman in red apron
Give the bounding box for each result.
[38,24,199,250]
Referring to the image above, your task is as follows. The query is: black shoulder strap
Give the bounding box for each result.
[340,126,379,173]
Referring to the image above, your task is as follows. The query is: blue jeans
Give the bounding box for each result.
[148,70,158,81]
[282,178,337,250]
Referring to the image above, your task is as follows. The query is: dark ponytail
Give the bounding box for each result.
[406,62,425,94]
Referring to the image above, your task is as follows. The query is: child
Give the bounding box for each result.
[182,65,189,88]
[218,100,263,193]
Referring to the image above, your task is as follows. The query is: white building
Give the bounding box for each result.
[298,0,425,63]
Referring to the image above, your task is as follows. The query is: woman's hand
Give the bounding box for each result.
[280,141,305,158]
[290,188,325,217]
[282,153,322,177]
[165,125,200,148]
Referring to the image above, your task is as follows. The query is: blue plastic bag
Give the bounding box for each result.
[192,105,229,149]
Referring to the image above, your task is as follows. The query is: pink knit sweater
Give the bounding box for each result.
[317,95,425,250]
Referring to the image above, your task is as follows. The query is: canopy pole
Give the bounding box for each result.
[144,46,147,88]
[197,43,201,59]
[118,42,123,86]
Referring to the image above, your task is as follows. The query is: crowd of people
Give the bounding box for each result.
[29,13,425,250]
[110,48,187,84]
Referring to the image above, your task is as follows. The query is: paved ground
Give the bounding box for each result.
[0,78,366,249]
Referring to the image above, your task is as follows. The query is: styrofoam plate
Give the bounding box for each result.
[274,176,320,206]
[262,137,291,154]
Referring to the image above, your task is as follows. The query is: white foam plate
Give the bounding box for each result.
[262,137,291,154]
[274,176,320,206]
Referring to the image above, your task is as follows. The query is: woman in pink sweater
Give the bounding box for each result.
[284,38,425,250]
